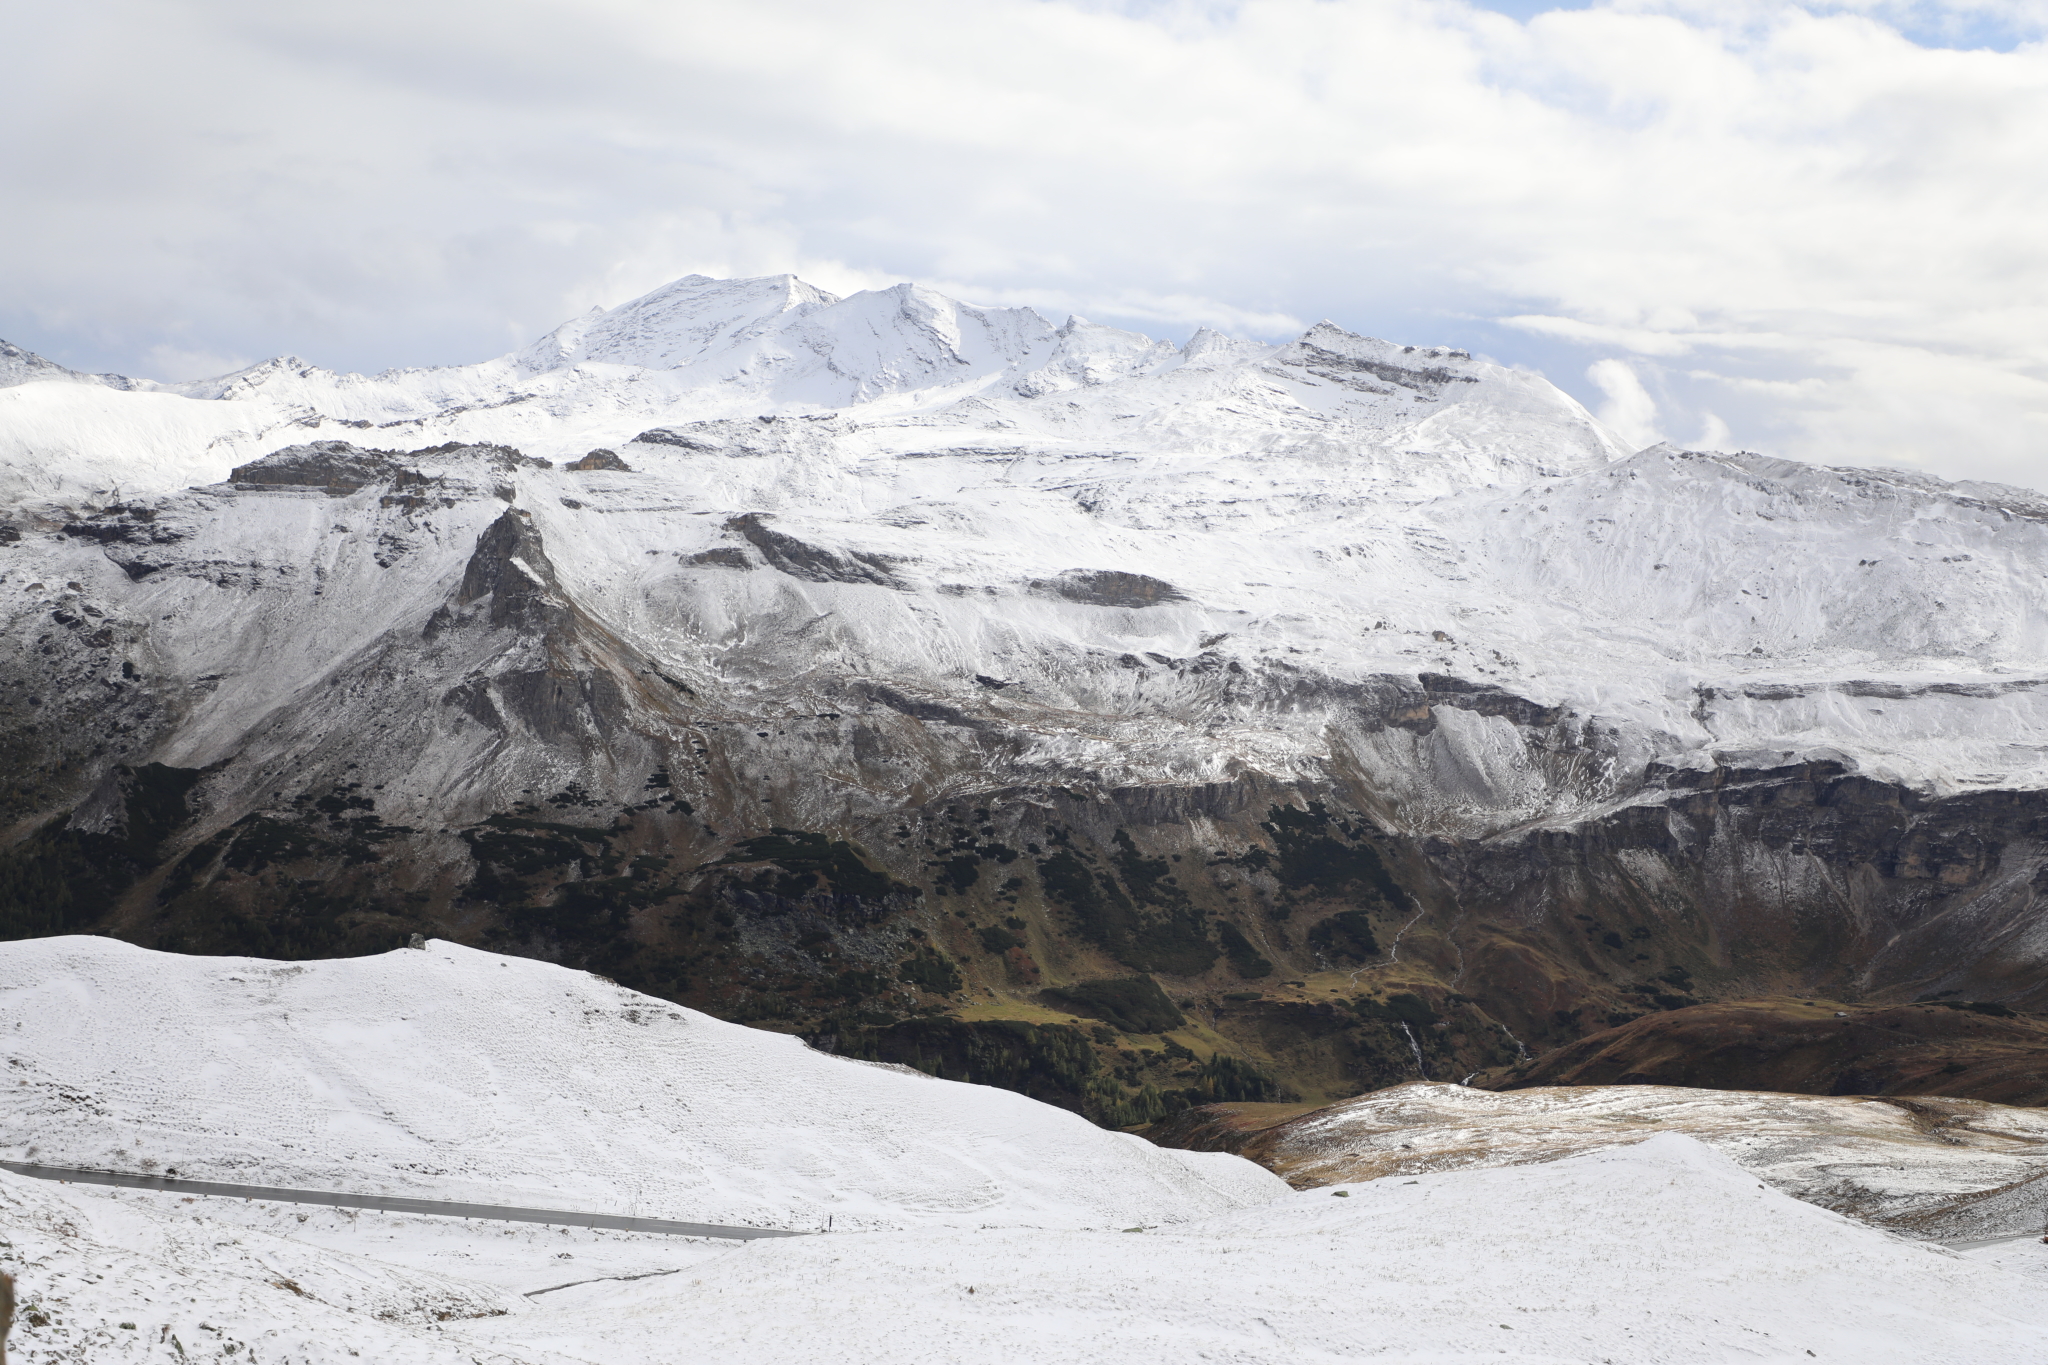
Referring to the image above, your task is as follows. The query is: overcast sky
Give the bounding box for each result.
[6,0,2047,487]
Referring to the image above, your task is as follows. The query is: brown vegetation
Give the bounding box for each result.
[1487,998,2048,1105]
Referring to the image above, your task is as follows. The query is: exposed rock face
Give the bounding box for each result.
[1492,998,2048,1103]
[457,508,566,627]
[724,512,897,586]
[1271,325,1482,397]
[1029,569,1187,608]
[230,440,408,493]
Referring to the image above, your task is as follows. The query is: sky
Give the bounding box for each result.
[5,0,2047,487]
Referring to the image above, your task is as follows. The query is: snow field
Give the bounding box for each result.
[3,939,2046,1362]
[14,1135,2048,1364]
[55,1184,739,1294]
[0,382,283,505]
[454,1134,2048,1365]
[0,936,1283,1232]
[0,1168,538,1365]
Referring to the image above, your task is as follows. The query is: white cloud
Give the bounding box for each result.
[1588,358,1665,450]
[1499,316,1705,358]
[140,344,256,386]
[2,0,2046,485]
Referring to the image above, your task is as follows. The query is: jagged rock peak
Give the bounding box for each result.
[458,507,565,626]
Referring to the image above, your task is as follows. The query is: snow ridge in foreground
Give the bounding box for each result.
[3,939,2047,1363]
[515,1133,2048,1365]
[0,935,1280,1232]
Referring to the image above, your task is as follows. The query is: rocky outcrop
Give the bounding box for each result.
[1029,568,1187,608]
[230,440,408,493]
[230,440,550,495]
[457,508,566,628]
[724,512,898,586]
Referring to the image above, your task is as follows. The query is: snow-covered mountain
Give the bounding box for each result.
[0,272,1621,505]
[0,338,147,393]
[2,272,2045,1115]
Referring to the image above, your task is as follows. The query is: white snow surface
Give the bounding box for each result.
[0,1169,541,1364]
[462,1135,2048,1365]
[6,937,2048,1363]
[8,271,2048,830]
[0,935,1280,1232]
[15,1138,2048,1365]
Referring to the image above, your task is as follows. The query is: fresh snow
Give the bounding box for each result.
[0,382,286,507]
[18,1137,2048,1364]
[4,939,2047,1364]
[0,1168,540,1364]
[0,936,1279,1232]
[1231,1080,2048,1241]
[459,1135,2048,1365]
[7,273,2048,830]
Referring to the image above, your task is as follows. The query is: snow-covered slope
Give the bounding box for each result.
[9,272,2045,814]
[0,380,288,505]
[0,338,148,393]
[0,271,1621,501]
[0,936,1280,1231]
[448,1135,2048,1364]
[15,1120,2047,1365]
[1197,1080,2048,1241]
[0,1168,534,1365]
[5,939,2047,1365]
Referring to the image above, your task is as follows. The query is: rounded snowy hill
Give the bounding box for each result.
[0,935,1280,1229]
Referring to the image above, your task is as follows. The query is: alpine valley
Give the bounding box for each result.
[4,273,2046,1123]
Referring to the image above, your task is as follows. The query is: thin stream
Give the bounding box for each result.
[1400,1022,1429,1080]
[1497,1023,1530,1063]
[1346,895,1431,989]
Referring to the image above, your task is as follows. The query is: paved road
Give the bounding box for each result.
[1943,1230,2048,1251]
[0,1160,807,1241]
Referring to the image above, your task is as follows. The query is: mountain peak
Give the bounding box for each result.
[517,272,842,374]
[0,338,74,388]
[0,338,148,392]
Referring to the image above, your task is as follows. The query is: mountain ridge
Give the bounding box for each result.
[1,271,2044,1122]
